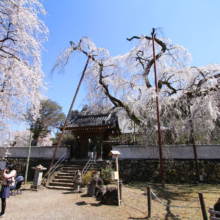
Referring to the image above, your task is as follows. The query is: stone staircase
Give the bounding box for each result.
[46,161,106,190]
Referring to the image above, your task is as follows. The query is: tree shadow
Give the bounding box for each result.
[90,202,102,207]
[75,201,87,206]
[148,183,200,220]
[128,218,148,219]
[124,203,147,219]
[164,199,181,220]
[124,203,146,215]
[75,201,102,207]
[62,191,84,194]
[21,188,38,192]
[123,182,201,219]
[81,194,91,197]
[20,188,32,191]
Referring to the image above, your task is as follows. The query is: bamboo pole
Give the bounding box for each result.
[48,56,91,171]
[25,130,32,184]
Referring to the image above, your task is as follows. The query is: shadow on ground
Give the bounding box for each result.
[122,182,203,220]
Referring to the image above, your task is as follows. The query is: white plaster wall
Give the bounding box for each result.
[0,146,70,159]
[112,145,220,159]
[2,145,220,160]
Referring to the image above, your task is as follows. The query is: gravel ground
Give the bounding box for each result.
[2,184,146,220]
[1,183,217,220]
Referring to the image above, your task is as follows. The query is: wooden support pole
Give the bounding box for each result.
[198,192,208,220]
[119,180,122,205]
[99,135,103,161]
[116,155,120,206]
[49,56,90,171]
[151,29,164,186]
[187,98,200,183]
[72,135,77,158]
[147,186,151,219]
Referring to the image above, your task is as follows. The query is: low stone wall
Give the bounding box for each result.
[112,145,220,159]
[117,159,220,184]
[0,146,70,182]
[0,146,71,159]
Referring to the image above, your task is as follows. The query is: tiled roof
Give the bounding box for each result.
[67,113,118,128]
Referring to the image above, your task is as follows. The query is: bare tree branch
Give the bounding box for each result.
[127,33,167,88]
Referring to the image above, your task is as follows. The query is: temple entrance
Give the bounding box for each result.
[61,113,121,160]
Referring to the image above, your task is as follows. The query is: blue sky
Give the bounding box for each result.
[41,0,220,116]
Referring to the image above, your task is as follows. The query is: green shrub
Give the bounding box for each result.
[82,171,92,186]
[101,167,114,185]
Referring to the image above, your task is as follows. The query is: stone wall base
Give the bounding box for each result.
[115,159,220,184]
[4,158,220,184]
[6,158,52,181]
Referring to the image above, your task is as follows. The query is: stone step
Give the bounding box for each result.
[57,173,75,177]
[63,165,86,168]
[65,160,112,166]
[64,166,101,172]
[60,169,100,174]
[60,170,77,174]
[46,160,109,190]
[52,179,73,183]
[49,182,73,187]
[62,168,83,172]
[47,186,73,190]
[55,176,73,180]
[62,165,85,167]
[64,166,101,169]
[63,164,101,169]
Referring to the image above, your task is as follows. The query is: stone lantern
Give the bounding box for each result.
[31,164,47,189]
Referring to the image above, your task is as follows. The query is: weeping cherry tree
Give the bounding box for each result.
[52,32,220,145]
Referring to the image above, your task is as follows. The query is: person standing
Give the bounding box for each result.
[0,164,16,217]
[88,139,94,158]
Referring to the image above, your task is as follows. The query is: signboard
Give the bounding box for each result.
[111,171,119,180]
